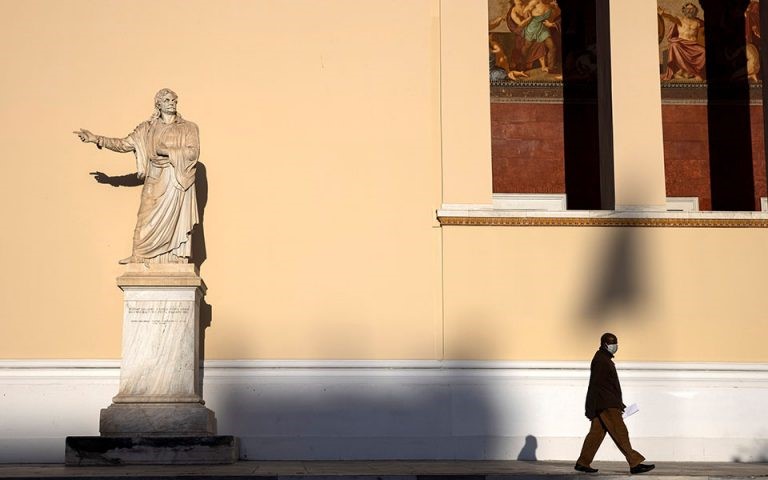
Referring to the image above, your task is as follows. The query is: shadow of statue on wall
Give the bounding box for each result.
[192,162,210,397]
[89,171,144,187]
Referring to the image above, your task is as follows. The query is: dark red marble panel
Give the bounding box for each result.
[491,103,565,194]
[662,104,767,211]
[491,103,767,210]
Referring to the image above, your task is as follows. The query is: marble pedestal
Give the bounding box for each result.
[65,264,238,465]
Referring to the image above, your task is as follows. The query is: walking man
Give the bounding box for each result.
[575,333,655,474]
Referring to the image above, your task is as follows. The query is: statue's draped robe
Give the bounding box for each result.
[98,117,199,262]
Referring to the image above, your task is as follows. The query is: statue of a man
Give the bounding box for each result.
[74,89,199,264]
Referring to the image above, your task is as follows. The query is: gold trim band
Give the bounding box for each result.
[437,216,768,228]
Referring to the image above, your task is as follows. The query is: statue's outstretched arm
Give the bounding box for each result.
[74,128,134,153]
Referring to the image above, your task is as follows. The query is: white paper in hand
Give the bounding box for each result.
[623,403,639,419]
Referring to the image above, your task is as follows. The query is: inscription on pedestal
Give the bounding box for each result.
[128,304,191,321]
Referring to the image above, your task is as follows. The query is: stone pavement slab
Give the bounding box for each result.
[0,461,765,480]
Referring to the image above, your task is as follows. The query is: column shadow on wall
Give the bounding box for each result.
[580,228,648,324]
[699,0,756,211]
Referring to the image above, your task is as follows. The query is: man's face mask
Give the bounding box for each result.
[606,343,618,354]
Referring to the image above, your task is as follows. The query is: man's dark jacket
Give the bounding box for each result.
[584,348,626,419]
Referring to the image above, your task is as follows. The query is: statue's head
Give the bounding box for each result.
[151,88,179,120]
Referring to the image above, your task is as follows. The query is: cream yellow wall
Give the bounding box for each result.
[443,225,768,362]
[440,0,493,205]
[2,1,766,364]
[0,0,443,359]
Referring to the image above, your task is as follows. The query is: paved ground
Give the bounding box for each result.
[0,461,766,479]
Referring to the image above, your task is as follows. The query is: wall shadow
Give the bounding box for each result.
[199,298,212,427]
[560,0,615,210]
[581,228,647,324]
[700,0,756,211]
[210,323,506,461]
[193,162,210,412]
[192,162,209,270]
[732,442,768,462]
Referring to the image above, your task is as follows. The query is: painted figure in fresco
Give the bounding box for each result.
[504,0,561,76]
[489,10,529,80]
[522,0,560,73]
[659,2,706,81]
[73,89,200,265]
[490,34,529,80]
[745,0,761,82]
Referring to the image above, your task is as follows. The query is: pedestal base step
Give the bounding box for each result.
[100,403,216,436]
[65,436,239,466]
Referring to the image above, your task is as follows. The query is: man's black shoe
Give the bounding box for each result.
[630,463,656,474]
[574,464,598,473]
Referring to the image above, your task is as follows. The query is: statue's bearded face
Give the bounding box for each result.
[682,4,698,18]
[157,93,178,115]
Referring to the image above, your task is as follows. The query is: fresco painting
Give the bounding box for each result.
[657,0,761,83]
[489,0,763,85]
[488,0,564,82]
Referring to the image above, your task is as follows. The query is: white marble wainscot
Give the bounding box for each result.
[4,360,767,463]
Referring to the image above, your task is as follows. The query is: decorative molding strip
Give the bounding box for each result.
[490,82,764,105]
[438,216,768,228]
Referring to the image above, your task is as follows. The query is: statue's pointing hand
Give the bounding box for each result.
[74,129,97,143]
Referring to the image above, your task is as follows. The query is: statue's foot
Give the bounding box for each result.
[118,255,141,264]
